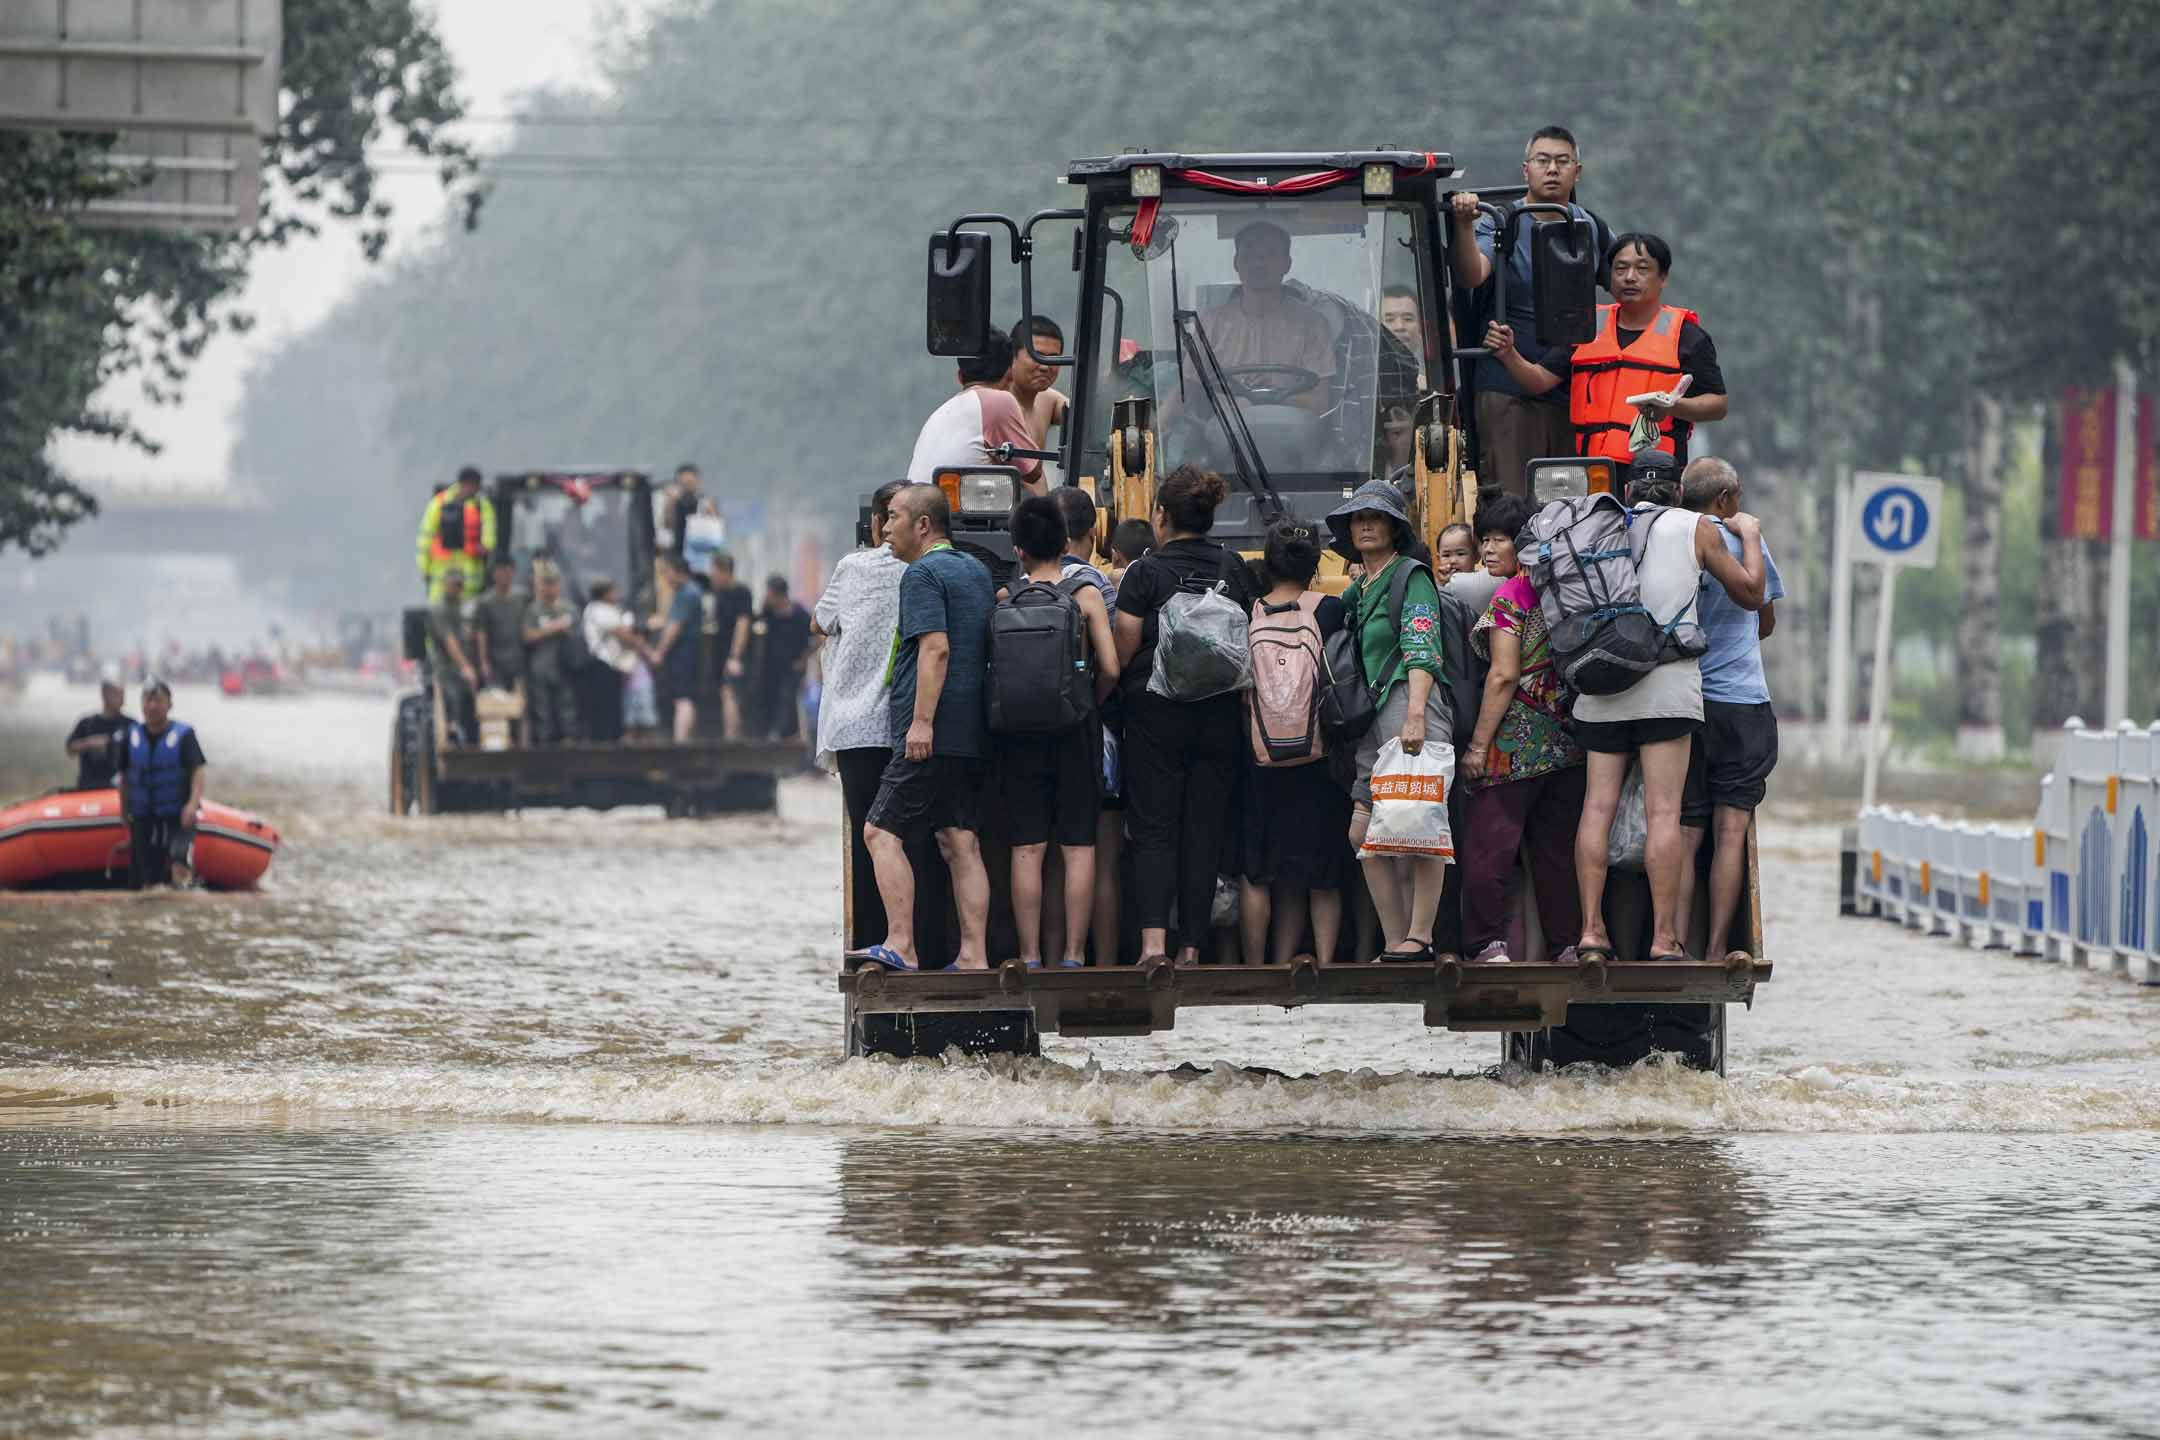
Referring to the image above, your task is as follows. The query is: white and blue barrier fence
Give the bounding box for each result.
[1852,719,2160,984]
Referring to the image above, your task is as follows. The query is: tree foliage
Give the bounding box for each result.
[0,0,481,556]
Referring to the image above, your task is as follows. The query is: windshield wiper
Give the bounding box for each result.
[1174,307,1286,524]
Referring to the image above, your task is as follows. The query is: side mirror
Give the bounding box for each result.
[1531,218,1598,347]
[927,230,992,357]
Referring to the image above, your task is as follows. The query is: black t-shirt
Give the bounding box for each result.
[1114,536,1259,700]
[758,604,813,686]
[67,711,134,789]
[1547,319,1724,466]
[709,583,754,665]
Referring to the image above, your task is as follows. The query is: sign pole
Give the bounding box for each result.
[1826,466,1853,755]
[2106,358,2136,725]
[1861,560,1898,811]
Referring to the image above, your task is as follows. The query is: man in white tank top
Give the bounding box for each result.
[1569,474,1767,964]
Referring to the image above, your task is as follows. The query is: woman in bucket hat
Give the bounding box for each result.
[1327,479,1452,961]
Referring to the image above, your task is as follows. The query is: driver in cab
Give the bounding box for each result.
[1195,221,1335,414]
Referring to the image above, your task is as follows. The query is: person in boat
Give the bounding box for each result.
[116,678,206,890]
[65,665,134,791]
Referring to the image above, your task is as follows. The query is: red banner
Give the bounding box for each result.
[2139,388,2158,541]
[2060,388,2114,540]
[2060,387,2158,540]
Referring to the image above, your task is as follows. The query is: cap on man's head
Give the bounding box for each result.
[141,677,172,702]
[98,663,124,691]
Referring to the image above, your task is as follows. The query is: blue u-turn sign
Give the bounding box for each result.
[1851,472,1944,568]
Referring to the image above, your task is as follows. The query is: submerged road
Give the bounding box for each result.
[2,673,2157,1437]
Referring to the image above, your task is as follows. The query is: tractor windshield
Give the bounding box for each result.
[504,483,645,606]
[1085,197,1430,501]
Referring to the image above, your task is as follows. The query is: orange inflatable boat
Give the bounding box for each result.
[0,788,280,890]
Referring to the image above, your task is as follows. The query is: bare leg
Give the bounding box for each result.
[1360,855,1409,951]
[1142,925,1171,960]
[1404,857,1448,947]
[939,827,991,970]
[864,823,917,965]
[1238,878,1271,965]
[1636,735,1694,957]
[1309,887,1343,964]
[1349,807,1394,954]
[1575,750,1629,951]
[1010,841,1048,965]
[1059,844,1096,965]
[672,697,695,743]
[1092,811,1121,966]
[1707,805,1754,958]
[721,685,743,741]
[1040,847,1067,966]
[1268,883,1310,965]
[1676,824,1706,958]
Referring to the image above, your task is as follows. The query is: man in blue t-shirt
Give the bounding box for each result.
[854,484,995,972]
[1679,457,1786,963]
[1447,124,1616,498]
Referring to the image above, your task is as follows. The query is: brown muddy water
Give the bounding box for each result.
[3,674,2157,1438]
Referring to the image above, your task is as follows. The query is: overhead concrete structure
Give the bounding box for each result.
[0,0,281,232]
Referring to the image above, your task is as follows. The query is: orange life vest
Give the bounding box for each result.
[1567,303,1697,464]
[432,497,485,561]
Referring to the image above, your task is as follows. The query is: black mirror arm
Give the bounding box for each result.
[1019,209,1085,368]
[1452,200,1574,360]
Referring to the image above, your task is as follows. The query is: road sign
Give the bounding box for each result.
[1850,471,1943,569]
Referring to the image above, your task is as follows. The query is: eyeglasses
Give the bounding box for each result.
[1525,153,1578,170]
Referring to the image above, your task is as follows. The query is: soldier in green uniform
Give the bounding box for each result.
[430,567,479,747]
[522,562,582,744]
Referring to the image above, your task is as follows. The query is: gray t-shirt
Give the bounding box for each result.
[890,545,995,758]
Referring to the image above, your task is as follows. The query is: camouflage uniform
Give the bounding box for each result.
[523,596,581,743]
[429,598,476,745]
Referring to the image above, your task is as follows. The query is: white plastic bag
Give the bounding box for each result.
[1148,582,1252,700]
[1360,737,1455,859]
[1608,762,1648,870]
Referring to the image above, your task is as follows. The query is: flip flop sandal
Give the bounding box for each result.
[1056,958,1088,969]
[1650,951,1692,964]
[1572,944,1617,966]
[844,944,917,973]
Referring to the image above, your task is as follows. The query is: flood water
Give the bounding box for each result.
[3,674,2157,1437]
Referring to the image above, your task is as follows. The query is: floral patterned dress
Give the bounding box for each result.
[1467,574,1583,789]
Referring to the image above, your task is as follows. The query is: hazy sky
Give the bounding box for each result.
[51,0,663,491]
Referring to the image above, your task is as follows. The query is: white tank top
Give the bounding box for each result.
[1572,505,1705,725]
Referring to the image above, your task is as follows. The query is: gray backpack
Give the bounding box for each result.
[1517,494,1705,697]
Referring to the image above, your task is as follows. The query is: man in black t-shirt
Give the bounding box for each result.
[751,575,812,740]
[1485,232,1728,469]
[65,670,134,790]
[706,551,755,739]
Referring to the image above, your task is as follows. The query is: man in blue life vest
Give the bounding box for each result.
[116,678,207,890]
[416,465,497,602]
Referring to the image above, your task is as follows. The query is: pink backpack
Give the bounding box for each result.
[1247,593,1326,766]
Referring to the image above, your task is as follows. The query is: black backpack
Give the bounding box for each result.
[1320,556,1454,743]
[1433,585,1487,750]
[989,576,1095,734]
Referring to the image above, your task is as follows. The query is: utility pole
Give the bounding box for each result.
[1825,465,1853,757]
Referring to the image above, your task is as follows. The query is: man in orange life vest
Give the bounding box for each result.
[415,465,498,603]
[1483,232,1727,470]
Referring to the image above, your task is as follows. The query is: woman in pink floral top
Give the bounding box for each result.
[1457,493,1587,965]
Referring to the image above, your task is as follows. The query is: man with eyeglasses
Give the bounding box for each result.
[1448,125,1616,498]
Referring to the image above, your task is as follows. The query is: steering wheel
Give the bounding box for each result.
[1225,364,1322,404]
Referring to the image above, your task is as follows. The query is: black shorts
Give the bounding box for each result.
[1682,728,1710,830]
[998,725,1102,848]
[1702,699,1778,814]
[1571,714,1700,754]
[864,754,984,844]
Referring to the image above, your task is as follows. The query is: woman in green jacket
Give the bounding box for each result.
[1327,480,1451,961]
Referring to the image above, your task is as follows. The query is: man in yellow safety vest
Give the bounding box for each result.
[416,465,498,602]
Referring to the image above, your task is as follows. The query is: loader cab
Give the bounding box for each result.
[491,468,657,612]
[925,151,1600,569]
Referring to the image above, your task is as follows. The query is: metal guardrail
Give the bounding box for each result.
[1851,719,2160,984]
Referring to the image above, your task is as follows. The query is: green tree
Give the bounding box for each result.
[0,0,483,557]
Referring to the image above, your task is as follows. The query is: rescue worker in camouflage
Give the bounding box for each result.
[522,562,582,744]
[430,566,480,747]
[416,465,498,603]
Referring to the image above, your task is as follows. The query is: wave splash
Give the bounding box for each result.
[4,1055,2157,1134]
